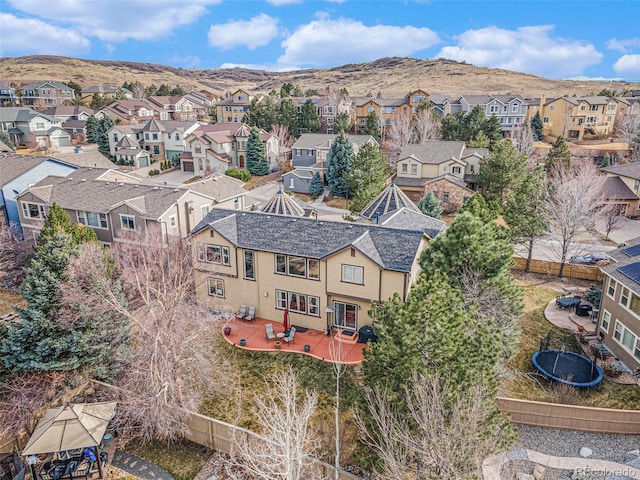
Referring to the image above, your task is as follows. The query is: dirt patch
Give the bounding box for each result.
[0,289,24,315]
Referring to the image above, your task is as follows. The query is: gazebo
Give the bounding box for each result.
[22,402,117,479]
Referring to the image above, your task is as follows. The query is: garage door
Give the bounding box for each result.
[183,161,194,172]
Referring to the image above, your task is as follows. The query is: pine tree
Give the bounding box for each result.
[297,99,322,134]
[344,143,390,213]
[365,112,381,140]
[417,191,443,218]
[85,115,99,143]
[531,111,544,141]
[246,127,268,175]
[545,135,571,175]
[478,139,528,204]
[326,132,353,197]
[39,203,98,246]
[483,114,503,150]
[0,131,15,150]
[334,112,352,134]
[308,172,324,198]
[601,152,611,168]
[96,116,114,157]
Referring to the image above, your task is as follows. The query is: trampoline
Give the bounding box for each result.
[532,349,604,388]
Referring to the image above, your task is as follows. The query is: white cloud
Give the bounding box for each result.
[208,14,280,50]
[436,25,603,79]
[266,0,302,5]
[7,0,220,42]
[613,54,640,76]
[0,13,90,56]
[565,75,625,82]
[606,37,640,53]
[278,16,439,68]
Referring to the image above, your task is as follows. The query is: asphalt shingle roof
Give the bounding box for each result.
[261,189,306,217]
[291,134,376,149]
[601,177,638,201]
[602,236,640,296]
[191,209,426,272]
[0,154,71,186]
[360,183,420,220]
[602,163,640,181]
[398,141,466,164]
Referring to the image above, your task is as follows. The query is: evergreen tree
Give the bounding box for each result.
[458,193,500,223]
[85,115,99,143]
[462,105,486,141]
[441,112,464,140]
[334,112,352,134]
[601,152,611,168]
[531,111,543,141]
[482,114,503,150]
[90,92,105,109]
[365,111,381,140]
[96,116,114,158]
[169,85,185,96]
[545,135,571,175]
[308,172,324,198]
[478,139,528,204]
[0,131,15,150]
[326,132,353,197]
[245,127,268,175]
[344,143,390,213]
[467,131,490,148]
[278,99,298,137]
[417,191,443,219]
[280,82,294,97]
[65,81,83,99]
[297,99,322,134]
[39,203,98,246]
[156,84,171,96]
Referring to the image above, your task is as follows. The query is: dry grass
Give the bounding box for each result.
[0,289,24,315]
[324,196,353,209]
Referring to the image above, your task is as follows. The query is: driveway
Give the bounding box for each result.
[594,215,640,245]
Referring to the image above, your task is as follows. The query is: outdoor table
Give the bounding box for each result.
[555,297,581,310]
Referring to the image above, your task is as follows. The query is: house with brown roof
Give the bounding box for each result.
[20,81,75,107]
[16,167,218,244]
[216,89,252,124]
[148,96,200,121]
[601,163,640,217]
[97,99,160,124]
[182,173,247,211]
[352,89,429,134]
[81,86,133,103]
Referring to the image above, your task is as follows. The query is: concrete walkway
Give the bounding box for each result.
[482,448,640,479]
[111,450,174,480]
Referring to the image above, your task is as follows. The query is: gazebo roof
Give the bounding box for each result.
[360,183,420,220]
[261,189,306,217]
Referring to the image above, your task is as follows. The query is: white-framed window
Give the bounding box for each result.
[342,264,364,284]
[601,310,611,333]
[452,166,461,174]
[401,164,408,174]
[152,133,158,140]
[608,104,616,110]
[274,254,319,280]
[512,104,519,112]
[276,290,287,309]
[367,106,375,113]
[287,256,307,277]
[21,202,45,219]
[202,244,230,265]
[289,177,295,189]
[621,287,630,307]
[169,215,176,228]
[333,301,358,330]
[207,278,224,297]
[77,211,108,229]
[411,164,418,175]
[36,122,44,129]
[613,320,623,341]
[587,116,597,123]
[489,105,499,113]
[288,292,306,313]
[589,105,599,111]
[201,205,210,218]
[308,296,320,316]
[244,250,254,280]
[308,259,320,280]
[622,326,635,352]
[120,214,135,230]
[607,278,617,298]
[145,133,149,140]
[275,290,320,317]
[412,95,425,103]
[543,117,549,123]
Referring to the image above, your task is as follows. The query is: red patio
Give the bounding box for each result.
[222,315,367,364]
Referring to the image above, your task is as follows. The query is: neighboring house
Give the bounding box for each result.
[0,154,77,231]
[190,208,432,332]
[0,84,19,105]
[288,92,353,134]
[216,89,252,123]
[148,96,199,121]
[17,167,217,245]
[352,89,429,134]
[107,118,200,165]
[51,150,115,169]
[98,99,159,124]
[182,173,247,211]
[20,81,75,107]
[539,96,621,140]
[81,86,133,103]
[43,105,94,122]
[598,237,640,371]
[284,133,377,193]
[601,163,640,217]
[181,123,279,175]
[394,141,482,209]
[0,107,71,148]
[457,95,530,136]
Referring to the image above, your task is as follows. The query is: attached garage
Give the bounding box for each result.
[183,161,194,172]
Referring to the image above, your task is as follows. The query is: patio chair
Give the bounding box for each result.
[265,323,276,342]
[237,304,247,319]
[244,306,256,322]
[283,326,296,345]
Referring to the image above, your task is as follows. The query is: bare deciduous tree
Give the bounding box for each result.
[510,122,535,157]
[64,231,227,442]
[385,113,412,166]
[271,123,294,149]
[544,163,606,277]
[599,203,625,241]
[0,223,31,287]
[359,374,506,479]
[329,337,346,480]
[411,107,441,144]
[616,111,640,162]
[227,367,322,480]
[130,81,146,100]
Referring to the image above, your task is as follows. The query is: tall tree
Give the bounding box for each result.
[482,114,503,150]
[156,84,171,96]
[385,113,412,166]
[364,111,381,141]
[334,111,352,134]
[65,81,82,99]
[39,203,97,246]
[278,99,298,138]
[89,92,105,109]
[503,167,547,273]
[0,131,15,150]
[616,111,640,161]
[478,139,528,204]
[463,105,487,141]
[545,135,571,176]
[344,143,390,213]
[85,115,99,144]
[308,172,324,198]
[544,163,606,278]
[96,116,114,158]
[441,112,465,141]
[297,99,321,135]
[510,122,535,157]
[246,127,268,176]
[326,132,353,197]
[417,191,443,219]
[530,111,544,141]
[412,104,441,143]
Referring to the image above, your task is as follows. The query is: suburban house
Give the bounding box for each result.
[43,105,94,122]
[538,96,622,140]
[352,89,429,134]
[17,167,218,245]
[20,81,75,107]
[393,141,483,211]
[181,173,247,211]
[190,208,433,333]
[107,118,201,165]
[216,89,252,124]
[601,163,640,217]
[148,96,200,121]
[289,91,353,134]
[0,84,18,105]
[0,107,71,148]
[282,133,377,193]
[457,95,530,136]
[0,154,77,231]
[81,86,133,103]
[98,99,160,124]
[598,237,640,371]
[181,123,279,175]
[181,90,217,121]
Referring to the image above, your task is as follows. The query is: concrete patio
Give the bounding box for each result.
[544,294,598,335]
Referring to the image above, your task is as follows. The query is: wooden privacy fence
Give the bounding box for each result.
[496,397,640,434]
[512,257,603,281]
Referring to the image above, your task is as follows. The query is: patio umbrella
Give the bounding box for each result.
[283,309,290,332]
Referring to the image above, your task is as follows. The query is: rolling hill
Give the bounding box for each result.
[1,55,639,99]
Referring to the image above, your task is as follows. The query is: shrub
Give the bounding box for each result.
[148,169,160,176]
[226,168,251,182]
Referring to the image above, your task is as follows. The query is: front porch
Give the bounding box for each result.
[221,315,367,365]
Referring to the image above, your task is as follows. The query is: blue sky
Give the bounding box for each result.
[1,0,639,81]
